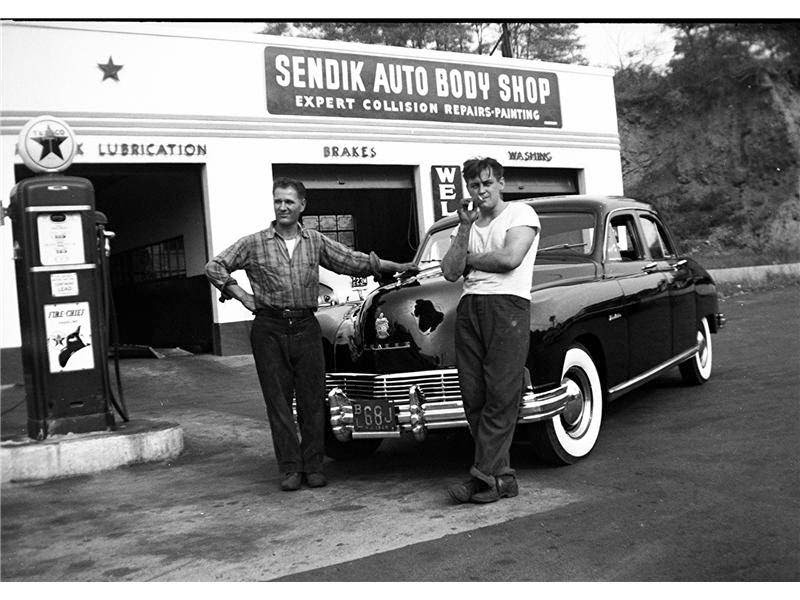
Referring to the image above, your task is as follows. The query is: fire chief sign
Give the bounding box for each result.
[265,45,562,128]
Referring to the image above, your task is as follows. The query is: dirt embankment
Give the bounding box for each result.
[617,76,800,262]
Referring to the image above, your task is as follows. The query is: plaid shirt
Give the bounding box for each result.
[206,222,374,310]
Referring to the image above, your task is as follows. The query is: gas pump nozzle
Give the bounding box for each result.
[93,211,116,257]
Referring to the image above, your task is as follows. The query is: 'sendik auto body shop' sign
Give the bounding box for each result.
[265,46,562,128]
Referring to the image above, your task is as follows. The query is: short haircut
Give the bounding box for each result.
[272,177,307,200]
[462,157,504,182]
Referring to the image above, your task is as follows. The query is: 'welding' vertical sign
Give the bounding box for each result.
[431,166,465,221]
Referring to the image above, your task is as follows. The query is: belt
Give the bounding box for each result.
[256,306,316,319]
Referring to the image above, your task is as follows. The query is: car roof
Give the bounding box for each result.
[529,195,653,212]
[429,195,654,231]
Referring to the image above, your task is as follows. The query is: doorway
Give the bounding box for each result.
[273,164,419,262]
[15,163,213,353]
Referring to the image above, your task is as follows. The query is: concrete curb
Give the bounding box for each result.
[708,262,800,284]
[0,419,184,483]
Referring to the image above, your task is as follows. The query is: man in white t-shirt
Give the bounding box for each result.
[441,157,540,504]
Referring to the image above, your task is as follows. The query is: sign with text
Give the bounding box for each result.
[431,165,465,220]
[265,46,562,128]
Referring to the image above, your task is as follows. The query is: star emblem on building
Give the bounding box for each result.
[98,56,123,81]
[31,125,68,160]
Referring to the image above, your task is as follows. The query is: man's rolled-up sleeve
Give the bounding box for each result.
[318,234,373,276]
[205,239,247,294]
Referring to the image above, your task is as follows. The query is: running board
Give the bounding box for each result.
[608,346,698,400]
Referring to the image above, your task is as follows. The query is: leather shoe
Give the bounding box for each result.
[471,475,519,504]
[305,472,327,488]
[448,477,486,503]
[280,472,303,491]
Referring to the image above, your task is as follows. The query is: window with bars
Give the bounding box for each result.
[302,214,356,248]
[110,236,186,286]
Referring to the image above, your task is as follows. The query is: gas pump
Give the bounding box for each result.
[2,116,125,439]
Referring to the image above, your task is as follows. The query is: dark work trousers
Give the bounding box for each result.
[455,294,530,485]
[250,313,325,474]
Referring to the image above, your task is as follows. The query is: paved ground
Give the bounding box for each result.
[1,285,798,581]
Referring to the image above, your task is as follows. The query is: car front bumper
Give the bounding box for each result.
[326,369,572,442]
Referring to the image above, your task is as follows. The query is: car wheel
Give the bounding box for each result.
[679,316,713,385]
[323,426,382,460]
[530,345,603,465]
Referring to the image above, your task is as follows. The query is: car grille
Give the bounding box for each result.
[325,369,462,403]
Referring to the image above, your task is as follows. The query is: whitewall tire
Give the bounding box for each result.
[679,317,713,385]
[530,344,603,465]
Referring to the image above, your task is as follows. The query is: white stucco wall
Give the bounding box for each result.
[0,21,623,346]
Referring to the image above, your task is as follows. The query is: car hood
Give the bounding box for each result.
[317,259,597,374]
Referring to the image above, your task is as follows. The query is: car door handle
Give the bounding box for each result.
[642,262,658,273]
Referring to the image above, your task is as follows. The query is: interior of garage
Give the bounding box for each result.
[502,167,579,200]
[273,164,419,263]
[15,163,213,353]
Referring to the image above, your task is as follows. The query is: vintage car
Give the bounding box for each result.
[317,266,378,306]
[316,196,725,465]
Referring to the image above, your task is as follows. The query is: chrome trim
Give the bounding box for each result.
[25,205,92,212]
[327,388,353,442]
[608,346,698,398]
[602,206,671,264]
[31,264,96,272]
[325,369,571,441]
[352,430,401,439]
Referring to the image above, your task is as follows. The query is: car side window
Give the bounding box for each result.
[639,215,675,259]
[607,214,643,262]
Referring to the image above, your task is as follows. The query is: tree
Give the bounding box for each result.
[287,22,475,52]
[258,23,291,36]
[668,22,800,95]
[501,23,587,64]
[257,21,589,65]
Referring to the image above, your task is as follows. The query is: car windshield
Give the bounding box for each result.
[538,211,595,255]
[416,226,457,264]
[415,209,596,264]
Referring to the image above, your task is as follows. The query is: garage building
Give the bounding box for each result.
[0,21,623,355]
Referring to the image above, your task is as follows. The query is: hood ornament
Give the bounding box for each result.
[375,312,390,340]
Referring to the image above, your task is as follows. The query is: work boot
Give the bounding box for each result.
[305,472,328,488]
[280,472,303,491]
[447,477,487,503]
[471,475,519,504]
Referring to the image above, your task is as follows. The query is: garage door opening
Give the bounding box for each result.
[502,167,579,200]
[273,164,419,262]
[15,163,213,354]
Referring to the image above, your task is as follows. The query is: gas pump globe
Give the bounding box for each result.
[3,116,117,439]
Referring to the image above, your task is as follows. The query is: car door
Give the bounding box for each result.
[603,210,673,379]
[639,212,696,356]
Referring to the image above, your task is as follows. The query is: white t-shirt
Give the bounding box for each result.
[462,202,540,300]
[284,237,297,258]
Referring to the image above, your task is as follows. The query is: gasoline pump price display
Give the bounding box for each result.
[37,213,85,266]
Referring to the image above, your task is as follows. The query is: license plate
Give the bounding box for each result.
[350,276,368,289]
[352,399,396,432]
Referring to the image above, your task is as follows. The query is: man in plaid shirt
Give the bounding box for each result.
[206,178,416,491]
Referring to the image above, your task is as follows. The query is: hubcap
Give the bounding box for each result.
[561,374,589,436]
[697,329,708,367]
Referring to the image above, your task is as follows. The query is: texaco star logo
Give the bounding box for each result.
[32,125,68,160]
[17,116,77,173]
